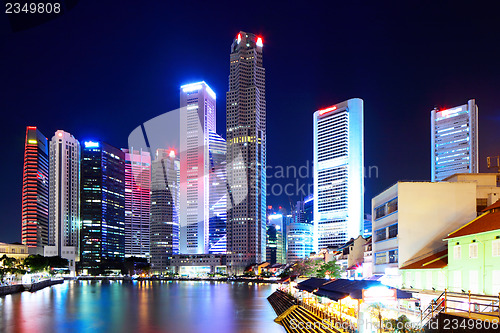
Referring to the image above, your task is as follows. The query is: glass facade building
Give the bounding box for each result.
[150,149,180,273]
[313,99,364,251]
[80,141,125,270]
[431,99,478,182]
[21,126,49,248]
[122,149,151,259]
[179,81,217,254]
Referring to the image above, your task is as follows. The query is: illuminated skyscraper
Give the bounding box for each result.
[150,149,180,273]
[179,81,216,254]
[431,99,478,182]
[80,141,125,271]
[122,149,151,259]
[21,126,49,248]
[44,130,80,273]
[226,31,266,272]
[208,130,227,254]
[313,98,364,251]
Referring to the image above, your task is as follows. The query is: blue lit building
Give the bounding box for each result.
[313,99,364,251]
[80,141,125,271]
[431,99,478,182]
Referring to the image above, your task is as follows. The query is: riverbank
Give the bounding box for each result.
[0,278,64,296]
[75,276,279,284]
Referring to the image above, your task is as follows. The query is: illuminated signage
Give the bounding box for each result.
[181,81,216,100]
[169,150,176,158]
[437,106,464,120]
[256,37,263,47]
[318,105,337,116]
[362,287,397,303]
[237,33,241,44]
[27,139,37,144]
[84,141,100,148]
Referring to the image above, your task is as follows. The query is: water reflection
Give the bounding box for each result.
[0,281,284,333]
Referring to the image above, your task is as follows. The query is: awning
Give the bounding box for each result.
[295,278,331,293]
[313,278,415,301]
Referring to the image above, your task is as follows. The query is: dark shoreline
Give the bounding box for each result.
[0,278,64,296]
[74,276,279,284]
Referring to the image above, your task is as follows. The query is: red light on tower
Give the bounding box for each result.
[318,105,337,116]
[237,33,242,44]
[256,36,263,47]
[27,126,36,130]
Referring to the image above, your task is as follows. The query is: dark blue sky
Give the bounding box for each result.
[1,1,499,243]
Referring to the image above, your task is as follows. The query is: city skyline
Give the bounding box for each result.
[2,2,500,243]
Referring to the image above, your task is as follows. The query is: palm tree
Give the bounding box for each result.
[369,302,385,333]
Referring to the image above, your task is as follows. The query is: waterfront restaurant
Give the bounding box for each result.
[292,278,414,331]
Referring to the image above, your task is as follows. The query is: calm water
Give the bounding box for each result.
[0,281,284,333]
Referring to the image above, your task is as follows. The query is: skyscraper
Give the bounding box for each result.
[150,149,180,273]
[179,81,216,254]
[313,98,364,251]
[122,148,151,259]
[208,130,227,254]
[431,99,478,182]
[226,31,267,272]
[44,130,80,273]
[80,141,125,271]
[21,126,49,248]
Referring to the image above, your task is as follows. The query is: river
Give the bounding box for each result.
[0,280,285,333]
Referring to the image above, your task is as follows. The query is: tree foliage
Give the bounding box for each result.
[316,260,342,279]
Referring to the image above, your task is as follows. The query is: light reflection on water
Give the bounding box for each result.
[0,281,284,333]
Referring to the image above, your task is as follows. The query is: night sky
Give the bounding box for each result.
[1,1,498,243]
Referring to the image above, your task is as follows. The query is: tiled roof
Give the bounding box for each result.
[482,199,500,212]
[445,210,500,239]
[400,249,448,270]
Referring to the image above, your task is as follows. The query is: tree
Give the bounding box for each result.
[369,302,385,333]
[292,258,323,277]
[316,260,342,279]
[24,255,49,272]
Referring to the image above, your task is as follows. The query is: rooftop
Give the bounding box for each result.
[400,249,448,270]
[445,199,500,239]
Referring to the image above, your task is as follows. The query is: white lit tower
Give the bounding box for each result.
[179,81,216,254]
[431,99,478,182]
[313,99,364,251]
[45,130,80,273]
[226,31,266,272]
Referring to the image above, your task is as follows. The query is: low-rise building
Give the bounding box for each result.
[444,173,500,213]
[444,199,500,295]
[171,254,226,276]
[372,181,478,287]
[0,242,30,260]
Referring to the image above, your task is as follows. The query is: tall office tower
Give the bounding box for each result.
[21,126,49,248]
[208,130,227,254]
[226,31,266,272]
[150,149,180,273]
[266,225,284,265]
[431,99,478,182]
[179,81,216,254]
[122,149,151,259]
[313,99,364,251]
[286,222,313,263]
[80,141,125,271]
[44,130,80,272]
